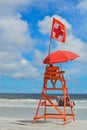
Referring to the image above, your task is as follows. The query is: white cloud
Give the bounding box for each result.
[12,59,40,79]
[58,35,87,63]
[38,15,72,36]
[32,49,45,66]
[0,51,40,79]
[0,17,33,51]
[0,0,30,16]
[0,15,34,52]
[0,1,40,79]
[76,0,87,13]
[38,16,52,35]
[21,0,74,13]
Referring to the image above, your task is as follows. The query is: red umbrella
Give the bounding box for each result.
[43,50,79,64]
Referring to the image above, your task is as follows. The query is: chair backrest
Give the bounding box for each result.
[44,66,61,80]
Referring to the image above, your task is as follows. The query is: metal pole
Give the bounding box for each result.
[47,38,52,65]
[48,38,52,56]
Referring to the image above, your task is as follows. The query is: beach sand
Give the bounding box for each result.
[0,105,87,130]
[0,118,87,130]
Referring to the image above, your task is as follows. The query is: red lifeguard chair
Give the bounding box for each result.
[33,65,75,125]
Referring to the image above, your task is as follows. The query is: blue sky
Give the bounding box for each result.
[0,0,87,94]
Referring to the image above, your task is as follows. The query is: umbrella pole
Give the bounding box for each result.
[60,63,62,71]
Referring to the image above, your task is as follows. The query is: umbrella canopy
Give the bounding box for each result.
[43,50,79,64]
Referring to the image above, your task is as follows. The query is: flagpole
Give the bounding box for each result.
[46,18,53,66]
[47,38,52,66]
[48,38,52,56]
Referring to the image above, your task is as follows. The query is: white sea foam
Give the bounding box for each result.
[0,99,39,108]
[0,99,87,109]
[74,100,87,109]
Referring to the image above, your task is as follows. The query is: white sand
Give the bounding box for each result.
[0,118,87,130]
[0,100,87,130]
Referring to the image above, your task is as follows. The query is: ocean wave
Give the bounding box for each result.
[0,99,87,109]
[0,98,39,103]
[0,99,39,108]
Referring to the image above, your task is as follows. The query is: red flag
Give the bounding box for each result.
[50,18,66,43]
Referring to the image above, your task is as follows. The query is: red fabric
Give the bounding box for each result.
[43,50,79,64]
[51,18,66,43]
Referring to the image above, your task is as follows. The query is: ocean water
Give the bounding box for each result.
[0,93,87,108]
[0,93,87,120]
[0,93,87,100]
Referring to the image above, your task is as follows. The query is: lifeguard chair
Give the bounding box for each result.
[33,65,75,125]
